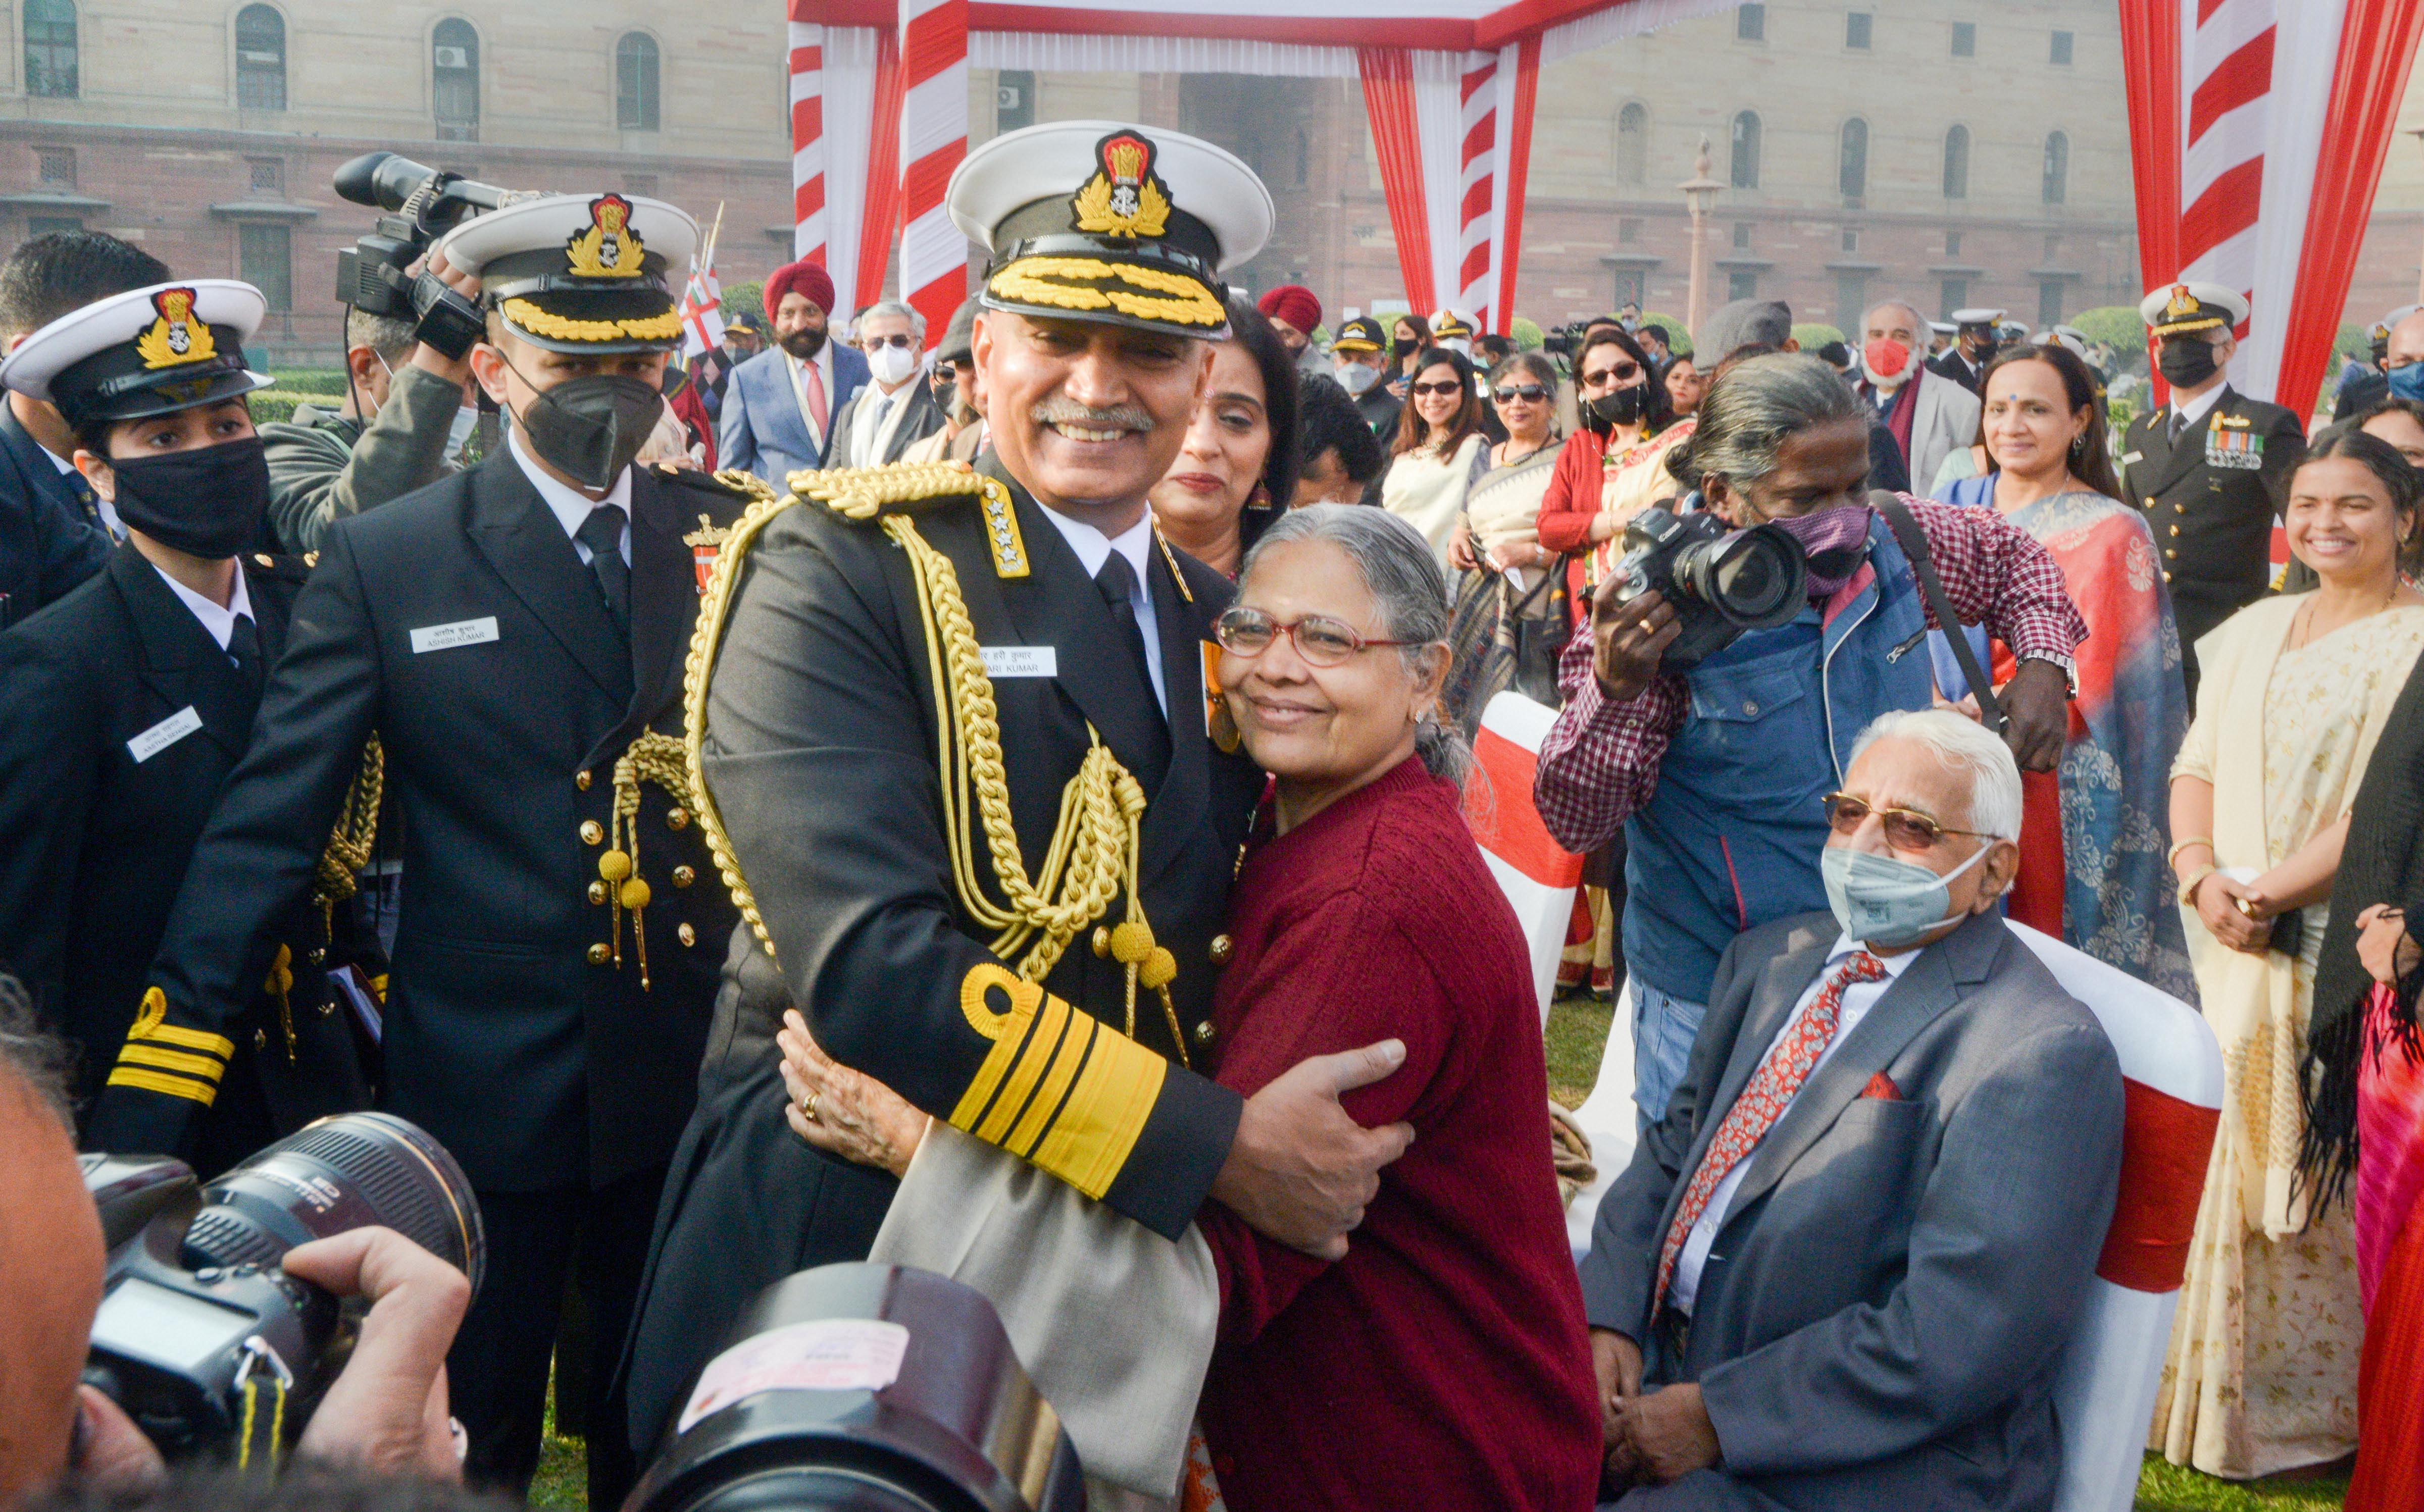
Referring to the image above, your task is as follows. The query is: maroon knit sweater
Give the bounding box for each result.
[1194,756,1599,1511]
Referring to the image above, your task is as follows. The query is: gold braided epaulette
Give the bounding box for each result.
[789,461,1028,578]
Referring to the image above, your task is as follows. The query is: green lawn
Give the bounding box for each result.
[1539,993,2347,1512]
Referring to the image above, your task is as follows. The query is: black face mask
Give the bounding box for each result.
[1967,336,1999,366]
[516,374,665,490]
[108,437,271,559]
[2157,338,2220,389]
[1584,384,1648,434]
[1391,337,1418,358]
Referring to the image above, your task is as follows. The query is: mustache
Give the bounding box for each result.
[1030,398,1154,433]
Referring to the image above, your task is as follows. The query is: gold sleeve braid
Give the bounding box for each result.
[680,460,1185,1195]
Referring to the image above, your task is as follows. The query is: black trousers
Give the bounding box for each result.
[451,1166,665,1508]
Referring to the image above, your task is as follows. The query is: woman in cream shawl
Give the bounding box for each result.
[2157,424,2424,1477]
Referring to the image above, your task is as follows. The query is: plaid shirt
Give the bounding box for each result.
[1533,496,2088,853]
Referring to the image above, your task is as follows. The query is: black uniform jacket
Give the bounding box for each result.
[695,453,1265,1239]
[2121,384,2307,654]
[0,544,366,1150]
[83,456,748,1191]
[0,401,108,628]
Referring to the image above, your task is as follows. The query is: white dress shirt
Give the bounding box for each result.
[510,429,633,567]
[2167,380,2228,435]
[849,379,913,468]
[154,559,255,658]
[1672,934,1917,1314]
[1035,504,1167,714]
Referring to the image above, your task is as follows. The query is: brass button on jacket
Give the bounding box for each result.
[588,881,609,905]
[678,922,697,946]
[580,819,605,845]
[672,865,696,889]
[586,943,611,965]
[1192,1019,1217,1047]
[1207,933,1234,965]
[576,770,592,791]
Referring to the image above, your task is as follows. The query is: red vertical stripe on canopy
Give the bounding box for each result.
[1493,36,1539,335]
[854,25,903,312]
[2276,0,2424,418]
[2116,0,2183,301]
[1356,47,1436,316]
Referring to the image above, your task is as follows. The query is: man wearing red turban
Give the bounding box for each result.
[718,256,869,483]
[1256,284,1325,375]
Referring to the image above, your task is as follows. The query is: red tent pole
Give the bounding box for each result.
[1356,47,1437,315]
[1493,35,1540,335]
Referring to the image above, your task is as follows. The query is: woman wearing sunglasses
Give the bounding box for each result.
[1377,345,1492,571]
[1442,351,1572,730]
[1532,325,1685,620]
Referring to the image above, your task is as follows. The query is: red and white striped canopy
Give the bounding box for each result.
[786,0,1731,342]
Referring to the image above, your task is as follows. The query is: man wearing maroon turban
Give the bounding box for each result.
[718,256,869,483]
[1256,284,1326,375]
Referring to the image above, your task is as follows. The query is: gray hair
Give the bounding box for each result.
[1237,504,1471,788]
[1848,708,2023,842]
[1665,351,1866,493]
[1861,298,1931,344]
[856,299,928,344]
[344,307,417,362]
[1489,350,1559,392]
[0,974,73,1131]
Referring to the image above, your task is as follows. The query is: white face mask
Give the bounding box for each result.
[868,343,919,386]
[1335,360,1381,396]
[449,406,480,453]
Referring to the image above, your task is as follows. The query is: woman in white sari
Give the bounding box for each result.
[2158,424,2424,1478]
[1376,346,1489,572]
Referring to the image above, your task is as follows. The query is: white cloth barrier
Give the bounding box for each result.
[1465,692,1585,1028]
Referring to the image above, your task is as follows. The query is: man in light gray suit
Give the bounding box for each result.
[1585,708,2125,1511]
[1856,298,1981,493]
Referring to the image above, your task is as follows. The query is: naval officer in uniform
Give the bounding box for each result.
[0,279,369,1171]
[622,121,1417,1455]
[79,192,753,1505]
[2120,281,2306,703]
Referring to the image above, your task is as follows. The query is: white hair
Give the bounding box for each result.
[856,299,928,344]
[1848,708,2023,842]
[1862,298,1931,342]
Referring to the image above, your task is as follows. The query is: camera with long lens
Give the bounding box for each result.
[1607,499,1808,669]
[331,151,541,359]
[82,1112,483,1464]
[629,1263,1084,1512]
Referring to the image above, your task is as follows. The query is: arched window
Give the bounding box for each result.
[433,19,479,141]
[1616,102,1648,185]
[1941,124,1970,199]
[235,5,285,111]
[1838,118,1868,204]
[2041,130,2069,205]
[1730,110,1761,190]
[616,32,660,131]
[24,0,76,98]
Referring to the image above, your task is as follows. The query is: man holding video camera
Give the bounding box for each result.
[81,186,750,1507]
[1533,353,2086,1127]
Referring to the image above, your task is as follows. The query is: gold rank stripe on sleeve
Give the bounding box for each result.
[949,963,1165,1200]
[106,986,233,1104]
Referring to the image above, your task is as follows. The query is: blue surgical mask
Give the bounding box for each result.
[2389,362,2424,403]
[1821,841,1990,948]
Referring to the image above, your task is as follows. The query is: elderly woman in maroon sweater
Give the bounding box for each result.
[772,503,1596,1508]
[1190,503,1599,1507]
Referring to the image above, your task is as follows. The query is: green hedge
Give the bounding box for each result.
[2070,306,2148,354]
[269,369,347,396]
[248,391,311,426]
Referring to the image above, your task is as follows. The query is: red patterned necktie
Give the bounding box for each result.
[1653,950,1888,1316]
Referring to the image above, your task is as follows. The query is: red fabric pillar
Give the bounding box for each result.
[854,24,904,314]
[2276,0,2424,418]
[2114,0,2182,300]
[1492,35,1540,335]
[1356,47,1436,316]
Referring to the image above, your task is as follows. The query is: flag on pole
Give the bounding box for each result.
[679,203,728,360]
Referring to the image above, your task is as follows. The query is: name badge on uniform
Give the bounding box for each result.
[2121,450,2144,466]
[2206,426,2264,471]
[127,705,203,763]
[981,645,1057,679]
[409,616,499,654]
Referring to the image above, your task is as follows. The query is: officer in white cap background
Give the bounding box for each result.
[2118,280,2307,703]
[1928,305,2007,395]
[619,119,1416,1459]
[81,192,757,1505]
[2333,304,2420,418]
[0,278,372,1173]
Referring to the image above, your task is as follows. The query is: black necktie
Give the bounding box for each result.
[2168,407,2189,446]
[226,612,262,690]
[1095,550,1172,788]
[576,505,630,635]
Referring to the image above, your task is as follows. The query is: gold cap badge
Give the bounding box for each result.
[1073,132,1172,240]
[2163,284,2196,323]
[565,193,648,279]
[135,287,219,370]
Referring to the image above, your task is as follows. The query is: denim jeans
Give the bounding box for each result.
[1632,981,1708,1130]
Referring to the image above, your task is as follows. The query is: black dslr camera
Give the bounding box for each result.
[1606,499,1807,669]
[331,151,540,359]
[83,1113,482,1464]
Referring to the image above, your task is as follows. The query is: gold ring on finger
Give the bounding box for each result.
[801,1090,821,1122]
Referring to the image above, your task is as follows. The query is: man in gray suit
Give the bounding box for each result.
[1585,707,2125,1511]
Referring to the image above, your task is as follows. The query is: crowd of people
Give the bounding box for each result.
[2,110,2423,1512]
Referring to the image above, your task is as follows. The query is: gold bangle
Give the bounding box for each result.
[2168,836,2215,867]
[2177,864,2218,908]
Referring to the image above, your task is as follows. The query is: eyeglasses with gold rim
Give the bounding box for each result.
[1821,792,1991,851]
[1214,606,1415,668]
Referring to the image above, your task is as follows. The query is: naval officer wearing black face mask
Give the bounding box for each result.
[77,193,756,1507]
[0,278,372,1174]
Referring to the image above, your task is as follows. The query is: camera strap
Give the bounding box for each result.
[232,1337,293,1476]
[1872,493,2007,735]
